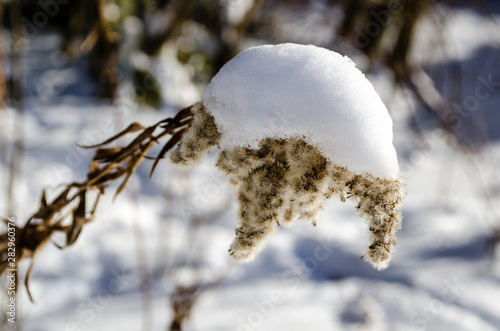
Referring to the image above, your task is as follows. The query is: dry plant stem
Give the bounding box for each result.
[0,105,194,300]
[130,189,153,331]
[169,285,199,331]
[461,150,500,265]
[168,270,229,331]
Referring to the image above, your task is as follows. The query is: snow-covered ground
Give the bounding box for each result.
[1,3,500,331]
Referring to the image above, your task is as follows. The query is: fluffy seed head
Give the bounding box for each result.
[171,104,404,270]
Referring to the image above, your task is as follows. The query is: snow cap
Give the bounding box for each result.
[202,43,399,179]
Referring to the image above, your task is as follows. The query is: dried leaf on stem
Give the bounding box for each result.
[0,105,194,300]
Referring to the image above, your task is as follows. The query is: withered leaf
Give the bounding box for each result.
[175,105,194,121]
[89,167,127,189]
[0,104,198,299]
[66,192,87,246]
[88,160,101,180]
[78,122,146,149]
[158,105,192,128]
[91,191,102,215]
[32,187,71,222]
[52,187,71,206]
[123,125,157,151]
[158,118,173,128]
[150,127,187,177]
[97,184,105,195]
[25,258,35,302]
[98,125,158,166]
[115,142,154,198]
[41,190,47,208]
[159,105,192,132]
[22,222,53,252]
[93,147,124,162]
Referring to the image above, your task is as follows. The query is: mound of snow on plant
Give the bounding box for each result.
[202,43,399,179]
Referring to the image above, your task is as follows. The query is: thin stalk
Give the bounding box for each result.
[131,188,153,331]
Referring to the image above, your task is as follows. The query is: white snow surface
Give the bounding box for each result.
[202,43,399,179]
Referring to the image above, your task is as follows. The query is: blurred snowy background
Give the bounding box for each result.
[1,0,500,330]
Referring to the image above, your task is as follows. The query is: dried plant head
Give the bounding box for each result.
[171,104,404,270]
[170,102,221,166]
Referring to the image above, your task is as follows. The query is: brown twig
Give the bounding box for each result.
[0,105,194,301]
[130,185,153,331]
[168,270,229,331]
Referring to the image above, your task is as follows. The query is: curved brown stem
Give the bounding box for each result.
[0,105,194,300]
